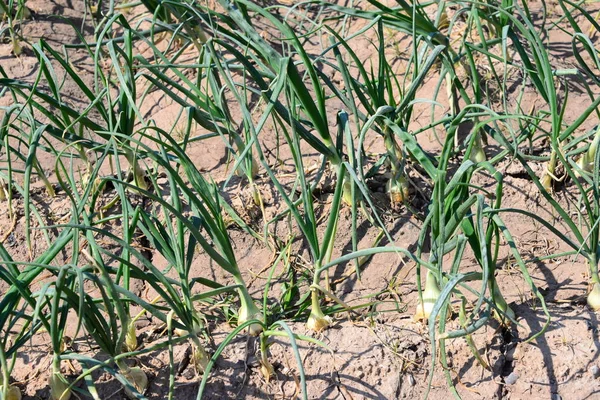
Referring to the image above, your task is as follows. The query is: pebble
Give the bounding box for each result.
[551,394,562,400]
[182,368,195,379]
[591,365,600,378]
[504,372,519,385]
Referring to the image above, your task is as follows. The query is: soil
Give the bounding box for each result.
[2,0,600,399]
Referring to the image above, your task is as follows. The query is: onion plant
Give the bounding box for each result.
[0,163,93,399]
[413,114,548,397]
[324,21,446,207]
[59,250,149,398]
[0,16,153,196]
[5,0,600,398]
[170,12,346,329]
[493,117,600,311]
[49,139,241,396]
[0,218,78,400]
[38,263,75,400]
[124,138,334,398]
[98,129,329,397]
[136,0,379,287]
[42,145,153,398]
[206,0,450,330]
[325,0,516,160]
[0,103,63,253]
[476,0,600,311]
[0,0,29,55]
[130,2,261,200]
[182,0,353,203]
[96,123,265,334]
[0,266,30,400]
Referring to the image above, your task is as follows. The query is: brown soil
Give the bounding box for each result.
[2,0,600,399]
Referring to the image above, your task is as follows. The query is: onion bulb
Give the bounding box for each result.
[235,157,259,179]
[0,179,8,201]
[414,271,441,322]
[259,360,274,381]
[306,309,332,332]
[341,170,361,207]
[19,7,31,19]
[124,149,148,191]
[306,291,332,332]
[123,367,148,399]
[342,177,353,207]
[588,282,600,311]
[540,172,553,193]
[11,39,22,56]
[2,385,21,400]
[576,152,592,177]
[469,132,486,163]
[387,175,410,206]
[237,289,263,336]
[251,184,261,207]
[259,348,275,381]
[191,342,210,373]
[0,374,21,400]
[49,370,71,400]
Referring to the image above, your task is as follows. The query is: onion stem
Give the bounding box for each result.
[490,280,515,324]
[123,318,137,353]
[576,125,600,176]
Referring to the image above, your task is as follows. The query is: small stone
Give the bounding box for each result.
[182,368,195,380]
[590,365,600,378]
[134,318,151,329]
[504,372,519,385]
[551,393,562,400]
